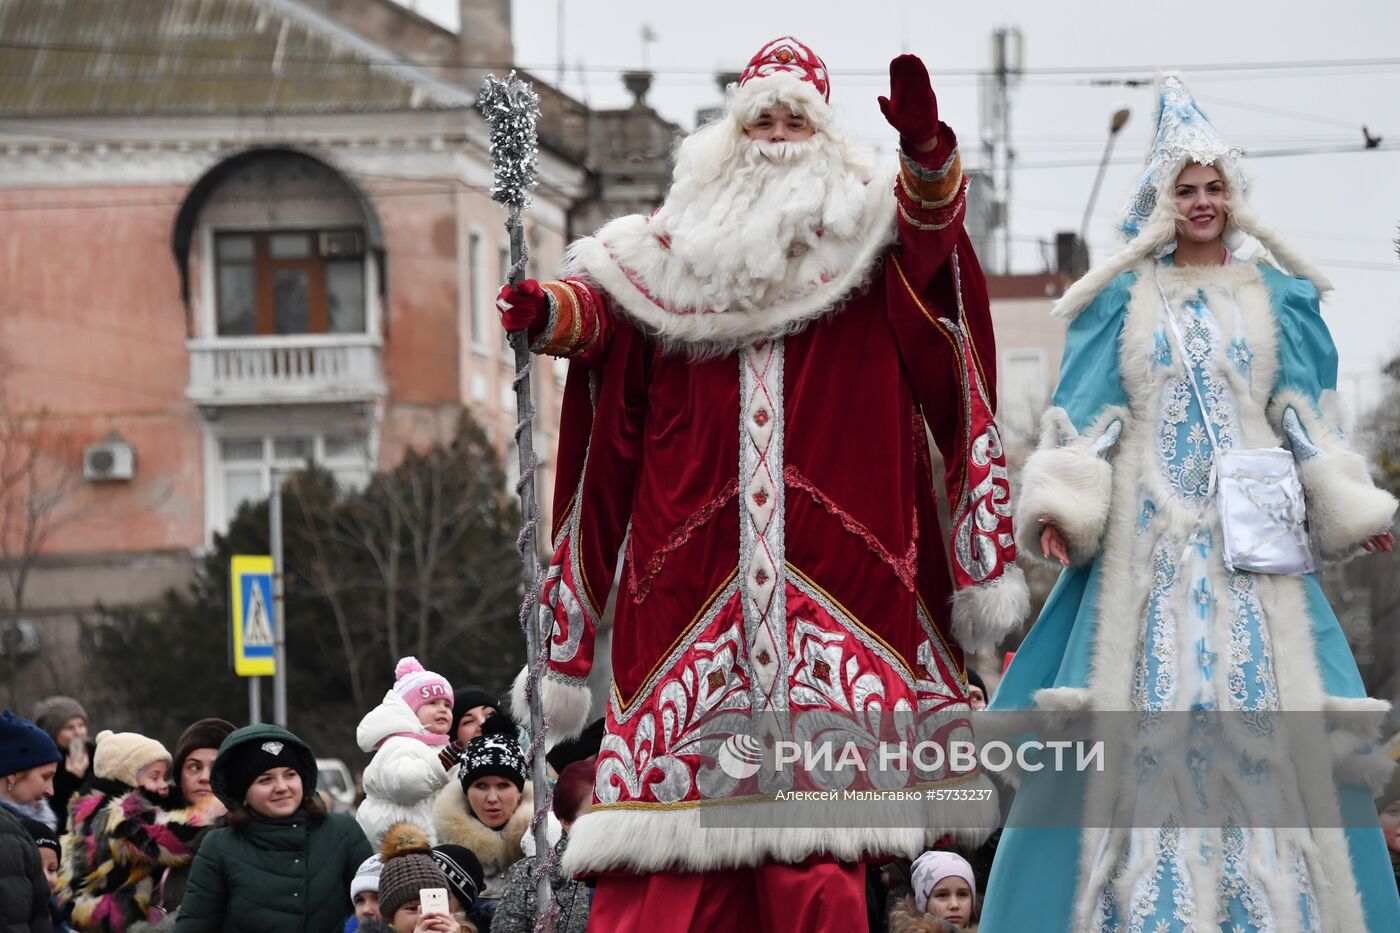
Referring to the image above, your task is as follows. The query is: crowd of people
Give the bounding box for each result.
[0,651,1023,932]
[0,656,600,933]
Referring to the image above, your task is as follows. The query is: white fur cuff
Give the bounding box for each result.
[1015,446,1114,567]
[1299,451,1397,558]
[510,665,593,748]
[950,565,1029,653]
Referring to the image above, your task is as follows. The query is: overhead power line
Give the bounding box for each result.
[3,37,1400,82]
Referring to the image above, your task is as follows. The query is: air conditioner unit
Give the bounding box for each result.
[320,230,365,258]
[84,439,135,482]
[0,620,40,658]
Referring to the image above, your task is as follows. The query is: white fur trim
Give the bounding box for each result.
[1301,448,1400,557]
[1031,686,1095,712]
[1269,389,1397,559]
[1228,202,1333,294]
[950,564,1029,653]
[560,773,1000,874]
[726,72,834,131]
[562,170,897,357]
[1014,408,1125,566]
[1053,203,1178,320]
[510,665,592,748]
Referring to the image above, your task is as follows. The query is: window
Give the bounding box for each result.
[217,433,372,529]
[469,233,486,350]
[214,229,366,336]
[499,244,515,362]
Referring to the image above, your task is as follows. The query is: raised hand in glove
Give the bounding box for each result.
[877,54,941,152]
[496,279,549,333]
[437,741,465,771]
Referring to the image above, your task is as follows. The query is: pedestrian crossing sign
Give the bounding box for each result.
[231,555,276,677]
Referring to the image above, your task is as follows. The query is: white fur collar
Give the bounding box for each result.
[563,165,898,356]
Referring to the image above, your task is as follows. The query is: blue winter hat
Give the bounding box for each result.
[0,710,62,779]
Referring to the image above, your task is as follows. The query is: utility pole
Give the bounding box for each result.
[982,27,1022,274]
[270,470,287,727]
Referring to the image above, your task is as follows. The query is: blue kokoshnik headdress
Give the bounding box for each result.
[1120,75,1243,243]
[1054,72,1331,320]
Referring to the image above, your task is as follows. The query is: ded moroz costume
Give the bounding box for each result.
[498,36,1028,930]
[982,75,1400,932]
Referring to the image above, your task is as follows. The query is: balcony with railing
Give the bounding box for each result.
[186,335,385,408]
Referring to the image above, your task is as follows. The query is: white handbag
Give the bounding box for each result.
[1156,276,1316,575]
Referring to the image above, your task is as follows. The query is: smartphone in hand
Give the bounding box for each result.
[419,887,449,917]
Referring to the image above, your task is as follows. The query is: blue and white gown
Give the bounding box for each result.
[980,256,1400,933]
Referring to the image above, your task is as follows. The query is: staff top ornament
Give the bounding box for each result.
[476,71,540,212]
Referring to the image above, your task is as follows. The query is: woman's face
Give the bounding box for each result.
[1173,162,1228,246]
[55,716,87,750]
[744,104,815,143]
[467,776,521,829]
[5,764,56,805]
[927,876,974,926]
[1380,800,1400,853]
[454,705,494,746]
[181,748,219,802]
[244,766,303,819]
[136,760,170,797]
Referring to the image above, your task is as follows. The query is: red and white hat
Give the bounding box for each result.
[730,36,834,129]
[739,37,830,102]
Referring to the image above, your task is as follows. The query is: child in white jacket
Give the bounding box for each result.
[355,656,462,847]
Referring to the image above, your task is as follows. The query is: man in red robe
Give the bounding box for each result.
[498,37,1028,932]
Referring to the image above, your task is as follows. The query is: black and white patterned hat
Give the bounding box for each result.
[458,712,526,792]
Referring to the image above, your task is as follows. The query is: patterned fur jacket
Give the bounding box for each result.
[888,895,978,933]
[59,779,205,931]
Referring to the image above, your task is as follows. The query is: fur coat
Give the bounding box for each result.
[888,895,976,933]
[59,780,204,931]
[432,782,536,900]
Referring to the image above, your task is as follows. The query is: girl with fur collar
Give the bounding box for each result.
[982,75,1399,932]
[60,730,208,931]
[889,851,979,933]
[431,714,558,928]
[357,658,463,848]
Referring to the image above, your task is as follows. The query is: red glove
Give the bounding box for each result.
[877,54,940,149]
[496,279,548,333]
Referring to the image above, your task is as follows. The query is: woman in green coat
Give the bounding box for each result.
[174,724,372,933]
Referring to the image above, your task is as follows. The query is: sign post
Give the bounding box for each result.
[231,554,275,724]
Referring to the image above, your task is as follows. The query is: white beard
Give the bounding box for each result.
[649,135,878,312]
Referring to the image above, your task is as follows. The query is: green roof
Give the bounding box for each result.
[0,0,474,118]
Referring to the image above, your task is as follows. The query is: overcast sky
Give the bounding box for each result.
[411,0,1399,415]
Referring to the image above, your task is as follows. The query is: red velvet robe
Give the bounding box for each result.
[521,126,1025,875]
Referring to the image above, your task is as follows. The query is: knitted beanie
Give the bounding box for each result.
[29,696,87,742]
[911,850,977,915]
[173,718,237,776]
[0,710,61,779]
[392,657,453,715]
[378,822,450,919]
[459,712,526,792]
[451,686,500,732]
[93,730,171,787]
[430,844,485,910]
[19,817,60,860]
[350,853,383,900]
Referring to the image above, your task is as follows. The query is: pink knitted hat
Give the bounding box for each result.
[392,657,452,714]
